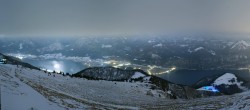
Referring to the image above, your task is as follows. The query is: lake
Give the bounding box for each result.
[23,58,250,86]
[158,69,250,85]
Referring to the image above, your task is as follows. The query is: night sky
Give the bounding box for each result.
[1,0,250,36]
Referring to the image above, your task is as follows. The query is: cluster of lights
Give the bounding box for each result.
[147,65,157,75]
[83,63,92,67]
[147,65,176,75]
[104,60,131,68]
[103,60,176,75]
[82,59,106,67]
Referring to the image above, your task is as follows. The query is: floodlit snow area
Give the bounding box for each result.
[1,64,250,110]
[197,86,219,92]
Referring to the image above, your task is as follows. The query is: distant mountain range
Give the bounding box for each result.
[2,35,250,70]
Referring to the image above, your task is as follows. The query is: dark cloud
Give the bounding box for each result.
[1,0,250,36]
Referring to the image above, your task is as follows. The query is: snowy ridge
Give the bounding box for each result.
[194,47,204,52]
[188,47,204,53]
[231,40,250,50]
[188,47,216,56]
[153,43,163,47]
[213,73,243,88]
[212,73,247,95]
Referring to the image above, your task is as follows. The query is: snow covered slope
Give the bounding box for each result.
[212,73,246,95]
[213,73,243,87]
[131,72,146,79]
[1,64,169,109]
[0,65,63,110]
[221,91,250,110]
[1,64,250,110]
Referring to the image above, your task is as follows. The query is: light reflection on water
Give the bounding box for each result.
[23,58,85,74]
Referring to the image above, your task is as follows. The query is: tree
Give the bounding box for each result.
[66,73,70,76]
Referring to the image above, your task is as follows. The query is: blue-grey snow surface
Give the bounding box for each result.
[1,64,250,110]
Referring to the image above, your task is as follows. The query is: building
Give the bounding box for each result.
[197,86,220,92]
[0,55,7,64]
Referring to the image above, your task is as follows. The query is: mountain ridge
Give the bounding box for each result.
[72,67,222,99]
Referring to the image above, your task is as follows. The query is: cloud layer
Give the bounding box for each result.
[1,0,250,36]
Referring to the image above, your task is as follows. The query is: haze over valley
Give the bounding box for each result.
[2,35,250,85]
[2,0,250,110]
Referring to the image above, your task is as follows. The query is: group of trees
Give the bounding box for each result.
[43,69,71,77]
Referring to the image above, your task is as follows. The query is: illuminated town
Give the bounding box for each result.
[103,60,176,75]
[9,53,176,75]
